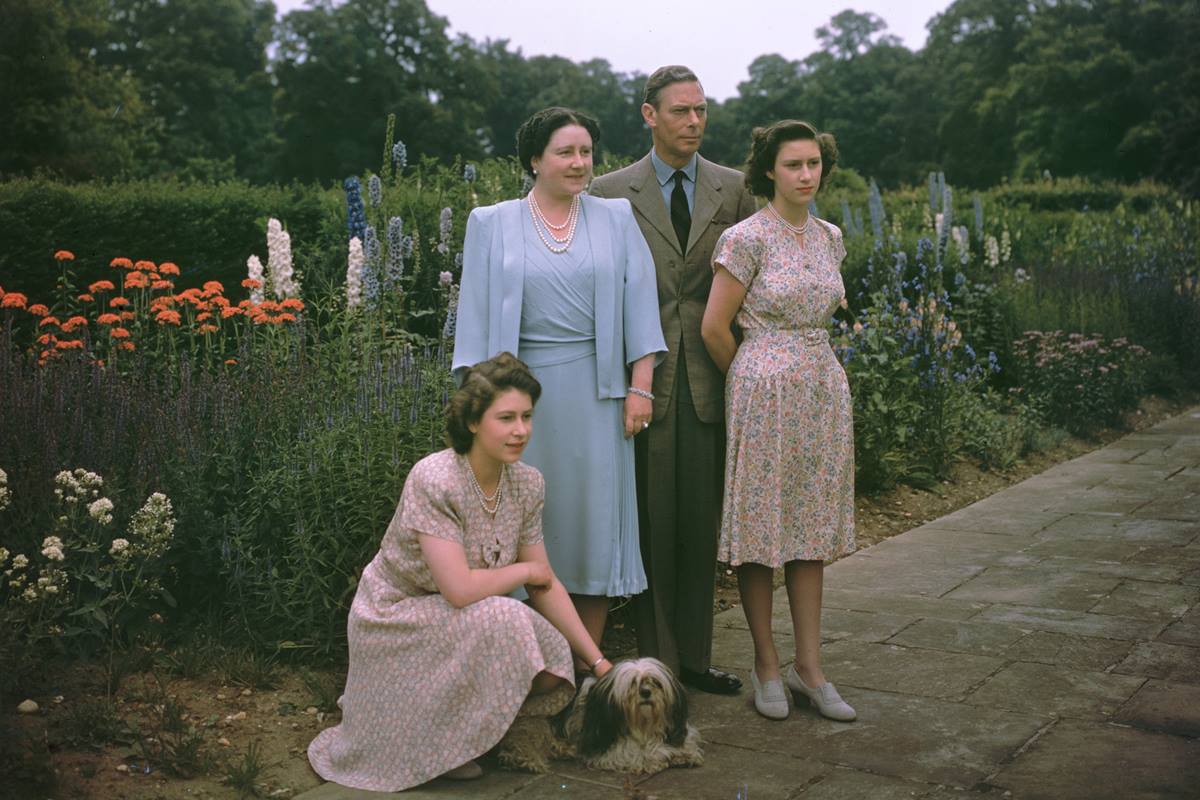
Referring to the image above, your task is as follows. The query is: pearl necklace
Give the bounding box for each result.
[464,457,505,515]
[767,202,812,236]
[528,193,580,253]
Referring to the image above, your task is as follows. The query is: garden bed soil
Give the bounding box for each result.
[3,392,1195,800]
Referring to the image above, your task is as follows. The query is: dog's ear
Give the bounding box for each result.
[578,673,621,755]
[666,672,691,747]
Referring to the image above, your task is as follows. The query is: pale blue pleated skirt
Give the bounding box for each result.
[518,339,647,597]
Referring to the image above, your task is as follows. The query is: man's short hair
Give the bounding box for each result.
[643,65,701,109]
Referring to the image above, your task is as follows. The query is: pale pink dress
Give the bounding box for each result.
[712,210,856,566]
[307,448,574,792]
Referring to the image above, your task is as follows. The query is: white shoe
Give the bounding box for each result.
[785,665,856,721]
[750,669,789,720]
[443,759,483,780]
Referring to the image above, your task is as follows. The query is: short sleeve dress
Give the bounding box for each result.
[711,210,855,567]
[307,449,575,792]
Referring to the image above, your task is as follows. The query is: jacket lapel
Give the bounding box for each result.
[626,155,680,254]
[686,157,723,256]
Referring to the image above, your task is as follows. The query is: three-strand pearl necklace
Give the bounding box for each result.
[528,191,580,254]
[465,457,505,515]
[767,201,812,237]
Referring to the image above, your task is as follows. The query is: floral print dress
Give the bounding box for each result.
[307,449,574,792]
[712,210,855,566]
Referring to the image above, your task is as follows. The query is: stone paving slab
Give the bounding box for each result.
[920,508,1064,536]
[988,720,1200,800]
[963,661,1145,720]
[1000,630,1136,671]
[1033,514,1199,545]
[635,742,826,799]
[791,766,937,799]
[1157,606,1200,646]
[1087,579,1200,621]
[819,640,1005,699]
[942,565,1121,611]
[1113,679,1200,737]
[973,603,1166,640]
[1113,641,1200,682]
[700,688,1046,787]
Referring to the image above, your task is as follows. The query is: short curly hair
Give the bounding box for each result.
[445,352,542,454]
[515,107,601,179]
[744,120,838,198]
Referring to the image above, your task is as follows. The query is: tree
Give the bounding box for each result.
[816,10,901,60]
[0,0,157,180]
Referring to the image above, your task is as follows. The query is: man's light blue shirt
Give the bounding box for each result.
[650,149,698,213]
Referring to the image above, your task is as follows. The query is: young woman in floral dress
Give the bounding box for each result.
[308,353,612,791]
[701,120,857,722]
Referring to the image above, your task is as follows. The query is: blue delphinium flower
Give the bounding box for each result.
[463,163,477,183]
[344,177,367,243]
[392,141,408,172]
[368,174,382,207]
[988,351,1000,373]
[928,172,938,212]
[363,226,381,308]
[868,179,886,240]
[973,194,984,240]
[437,207,453,255]
[385,216,405,289]
[842,201,854,236]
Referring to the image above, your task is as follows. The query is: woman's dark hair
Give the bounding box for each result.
[445,352,542,454]
[744,119,839,198]
[515,106,601,179]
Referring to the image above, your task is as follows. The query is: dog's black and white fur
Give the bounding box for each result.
[497,657,704,774]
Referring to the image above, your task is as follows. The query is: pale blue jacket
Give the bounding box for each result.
[451,194,666,398]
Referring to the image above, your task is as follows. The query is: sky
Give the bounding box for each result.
[272,0,955,100]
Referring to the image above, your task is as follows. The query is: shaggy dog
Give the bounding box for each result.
[497,657,704,775]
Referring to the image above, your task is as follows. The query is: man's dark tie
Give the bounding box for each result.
[670,170,691,254]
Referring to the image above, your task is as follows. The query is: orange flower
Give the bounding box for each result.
[202,280,225,297]
[39,316,60,328]
[147,271,160,280]
[280,298,305,311]
[1,293,28,309]
[37,333,56,346]
[97,313,121,325]
[110,327,131,339]
[124,272,149,290]
[89,280,115,293]
[155,310,182,326]
[116,340,135,352]
[151,279,174,291]
[56,339,84,350]
[251,313,270,325]
[237,299,254,310]
[28,303,50,317]
[119,311,135,321]
[276,313,298,323]
[220,306,243,319]
[150,295,176,309]
[110,257,133,269]
[241,278,262,289]
[197,323,219,334]
[209,296,230,308]
[61,316,88,332]
[158,262,180,276]
[224,358,237,365]
[259,300,281,313]
[93,358,105,367]
[109,297,130,308]
[196,311,213,322]
[134,260,156,271]
[54,250,75,261]
[77,293,95,303]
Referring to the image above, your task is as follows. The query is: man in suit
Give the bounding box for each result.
[591,65,756,694]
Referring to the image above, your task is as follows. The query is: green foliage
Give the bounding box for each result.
[0,177,336,305]
[1008,331,1151,434]
[222,739,270,799]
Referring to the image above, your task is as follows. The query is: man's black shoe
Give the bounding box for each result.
[679,666,742,694]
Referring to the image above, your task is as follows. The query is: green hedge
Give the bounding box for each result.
[0,178,340,299]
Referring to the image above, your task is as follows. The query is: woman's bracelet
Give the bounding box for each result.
[588,655,607,672]
[627,386,654,400]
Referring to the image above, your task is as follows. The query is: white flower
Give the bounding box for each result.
[1014,268,1030,284]
[0,466,8,512]
[42,546,65,562]
[89,497,114,525]
[247,254,266,304]
[985,235,1000,269]
[11,553,28,569]
[21,586,37,602]
[129,492,175,558]
[438,271,453,286]
[346,237,364,310]
[0,547,8,566]
[109,538,131,557]
[267,218,299,299]
[1000,229,1012,263]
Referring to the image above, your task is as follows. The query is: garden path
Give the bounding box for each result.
[300,405,1200,800]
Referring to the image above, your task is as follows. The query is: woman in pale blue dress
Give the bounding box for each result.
[452,107,666,656]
